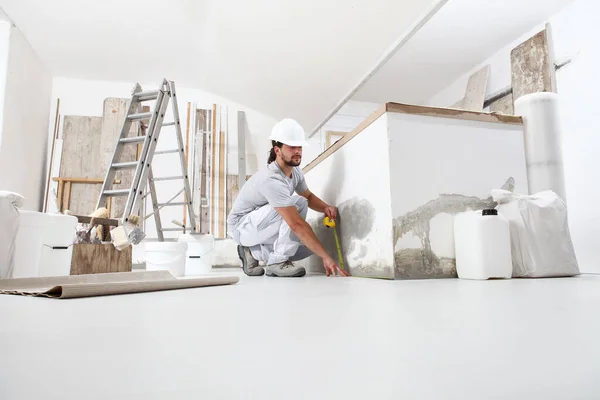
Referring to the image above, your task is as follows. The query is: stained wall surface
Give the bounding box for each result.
[388,113,528,279]
[302,114,395,279]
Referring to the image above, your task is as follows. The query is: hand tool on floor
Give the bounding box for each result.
[324,217,344,271]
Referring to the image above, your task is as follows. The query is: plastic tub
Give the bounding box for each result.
[144,242,187,277]
[178,233,214,275]
[454,209,513,280]
[13,211,78,278]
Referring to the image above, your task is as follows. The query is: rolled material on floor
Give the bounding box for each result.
[0,270,239,299]
[514,92,567,201]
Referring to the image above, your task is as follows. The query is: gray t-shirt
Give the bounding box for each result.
[227,162,308,230]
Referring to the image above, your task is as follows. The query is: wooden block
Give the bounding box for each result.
[70,244,132,275]
[101,98,139,219]
[511,29,556,102]
[60,116,103,215]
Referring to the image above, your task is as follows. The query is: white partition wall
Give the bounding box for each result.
[303,103,528,280]
[387,108,528,279]
[302,112,396,279]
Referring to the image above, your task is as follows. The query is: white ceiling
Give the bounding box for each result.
[0,0,444,131]
[353,0,575,104]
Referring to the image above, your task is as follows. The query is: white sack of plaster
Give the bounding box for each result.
[493,189,579,278]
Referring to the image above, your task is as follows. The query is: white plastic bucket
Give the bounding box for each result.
[178,233,214,275]
[13,211,77,278]
[144,242,187,277]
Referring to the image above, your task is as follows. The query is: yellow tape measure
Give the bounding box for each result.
[324,217,344,271]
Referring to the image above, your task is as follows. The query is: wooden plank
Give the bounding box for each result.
[59,116,103,215]
[198,110,210,234]
[74,215,119,227]
[184,102,191,229]
[510,29,556,102]
[101,98,139,219]
[63,182,72,212]
[237,111,247,189]
[70,244,132,275]
[226,175,239,235]
[489,92,515,115]
[386,102,523,125]
[452,65,490,112]
[218,131,226,238]
[57,179,64,213]
[210,105,217,235]
[44,98,60,212]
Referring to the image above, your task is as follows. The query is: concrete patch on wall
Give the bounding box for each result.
[393,178,514,279]
[309,196,394,279]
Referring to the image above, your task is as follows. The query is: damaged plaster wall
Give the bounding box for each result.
[387,112,528,279]
[302,114,395,279]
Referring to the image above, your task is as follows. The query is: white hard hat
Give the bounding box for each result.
[269,118,309,147]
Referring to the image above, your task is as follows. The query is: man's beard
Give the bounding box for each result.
[283,155,301,167]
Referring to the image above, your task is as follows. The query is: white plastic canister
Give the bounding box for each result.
[453,209,513,280]
[178,233,214,275]
[144,242,187,277]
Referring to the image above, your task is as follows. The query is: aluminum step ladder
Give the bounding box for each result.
[96,79,196,241]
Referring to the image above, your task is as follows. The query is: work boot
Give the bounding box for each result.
[265,261,306,277]
[237,245,264,276]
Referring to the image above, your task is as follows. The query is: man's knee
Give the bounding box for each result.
[294,196,308,218]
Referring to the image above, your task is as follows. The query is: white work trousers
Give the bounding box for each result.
[232,195,312,265]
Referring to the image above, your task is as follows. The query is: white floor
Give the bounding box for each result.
[1,271,600,399]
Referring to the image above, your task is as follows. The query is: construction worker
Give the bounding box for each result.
[227,118,349,278]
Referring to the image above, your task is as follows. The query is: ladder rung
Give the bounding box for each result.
[128,112,153,121]
[135,90,160,101]
[103,189,130,197]
[162,122,176,127]
[111,162,138,170]
[120,136,146,144]
[157,202,189,207]
[151,176,184,182]
[155,149,180,155]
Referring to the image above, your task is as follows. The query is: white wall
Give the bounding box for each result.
[389,113,528,279]
[425,0,600,273]
[0,24,52,211]
[302,114,395,279]
[0,21,10,145]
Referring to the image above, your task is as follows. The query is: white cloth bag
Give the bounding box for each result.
[0,191,25,279]
[492,189,579,278]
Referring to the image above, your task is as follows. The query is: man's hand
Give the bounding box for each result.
[323,256,350,277]
[324,205,338,221]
